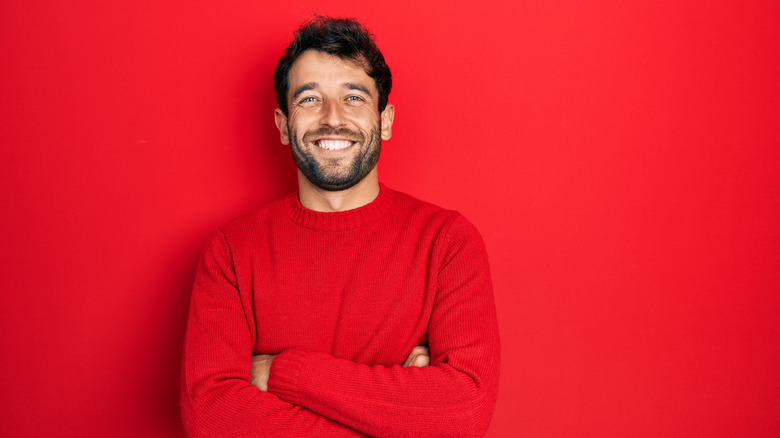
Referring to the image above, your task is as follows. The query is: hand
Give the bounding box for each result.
[402,345,430,367]
[250,354,276,391]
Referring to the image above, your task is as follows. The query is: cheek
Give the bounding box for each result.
[286,114,313,135]
[346,109,380,129]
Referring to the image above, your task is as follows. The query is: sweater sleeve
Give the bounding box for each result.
[181,231,365,437]
[266,214,501,438]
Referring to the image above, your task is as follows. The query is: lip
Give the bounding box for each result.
[312,136,358,142]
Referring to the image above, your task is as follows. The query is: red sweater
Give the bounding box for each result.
[181,185,500,437]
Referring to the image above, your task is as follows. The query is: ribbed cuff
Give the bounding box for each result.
[267,349,312,406]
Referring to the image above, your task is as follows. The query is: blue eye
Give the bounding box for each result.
[346,96,363,101]
[301,97,316,102]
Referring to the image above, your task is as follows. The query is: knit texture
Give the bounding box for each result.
[181,185,500,437]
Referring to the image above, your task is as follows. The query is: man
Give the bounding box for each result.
[181,17,499,437]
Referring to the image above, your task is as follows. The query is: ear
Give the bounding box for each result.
[380,103,395,141]
[274,108,290,145]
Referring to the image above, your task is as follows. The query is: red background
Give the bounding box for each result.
[2,1,779,436]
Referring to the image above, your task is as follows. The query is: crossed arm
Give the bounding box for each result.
[250,346,431,392]
[182,218,499,437]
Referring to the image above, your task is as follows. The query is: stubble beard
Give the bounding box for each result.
[289,124,382,192]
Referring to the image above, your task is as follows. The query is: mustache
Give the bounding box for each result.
[301,127,364,143]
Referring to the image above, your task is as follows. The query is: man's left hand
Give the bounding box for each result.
[250,354,275,391]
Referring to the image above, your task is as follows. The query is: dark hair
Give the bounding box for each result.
[274,16,392,116]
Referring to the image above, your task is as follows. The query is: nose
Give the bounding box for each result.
[320,99,346,128]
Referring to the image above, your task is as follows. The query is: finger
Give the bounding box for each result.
[411,354,430,367]
[403,353,422,367]
[403,346,431,367]
[411,346,430,355]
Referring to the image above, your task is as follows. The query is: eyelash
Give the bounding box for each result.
[297,95,366,105]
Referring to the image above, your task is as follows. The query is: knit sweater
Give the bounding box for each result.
[181,185,500,437]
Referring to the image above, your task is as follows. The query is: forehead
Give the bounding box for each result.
[288,50,376,95]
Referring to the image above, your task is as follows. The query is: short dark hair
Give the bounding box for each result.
[274,16,392,116]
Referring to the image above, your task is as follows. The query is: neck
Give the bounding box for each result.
[297,169,380,212]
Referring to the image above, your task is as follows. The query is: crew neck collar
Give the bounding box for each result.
[285,183,394,231]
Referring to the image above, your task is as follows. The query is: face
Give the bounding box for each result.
[275,50,394,192]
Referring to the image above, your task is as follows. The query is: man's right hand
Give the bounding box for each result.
[402,346,430,367]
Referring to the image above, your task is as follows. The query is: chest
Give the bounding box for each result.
[243,228,440,365]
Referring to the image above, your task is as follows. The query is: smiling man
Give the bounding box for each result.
[181,17,500,437]
[278,48,392,206]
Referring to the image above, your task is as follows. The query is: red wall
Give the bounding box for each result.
[2,1,779,436]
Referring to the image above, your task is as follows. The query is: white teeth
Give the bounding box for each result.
[316,139,352,150]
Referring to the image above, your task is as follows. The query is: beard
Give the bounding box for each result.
[288,124,382,191]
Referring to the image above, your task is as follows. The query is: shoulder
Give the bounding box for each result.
[197,194,294,257]
[387,187,457,224]
[387,186,481,237]
[384,187,487,268]
[391,189,493,283]
[217,194,290,238]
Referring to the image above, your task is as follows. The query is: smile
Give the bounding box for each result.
[315,139,354,150]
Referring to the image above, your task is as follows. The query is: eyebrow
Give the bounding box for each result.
[344,83,370,94]
[291,82,372,100]
[292,83,317,100]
